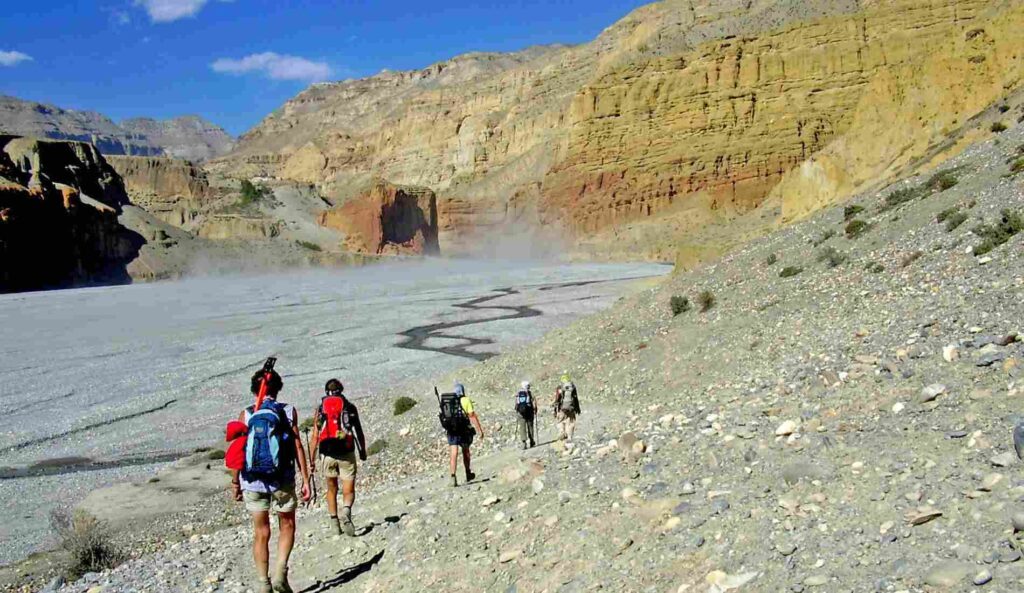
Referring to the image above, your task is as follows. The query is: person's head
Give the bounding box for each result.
[454,383,466,397]
[325,378,344,397]
[521,380,530,391]
[250,369,283,398]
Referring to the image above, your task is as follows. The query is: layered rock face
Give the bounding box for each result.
[220,0,1023,261]
[0,95,234,161]
[318,180,439,255]
[0,136,141,292]
[106,156,211,227]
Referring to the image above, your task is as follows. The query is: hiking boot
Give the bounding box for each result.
[466,471,476,483]
[451,474,458,487]
[327,515,341,536]
[341,507,356,537]
[255,578,272,593]
[271,569,293,593]
[521,441,528,450]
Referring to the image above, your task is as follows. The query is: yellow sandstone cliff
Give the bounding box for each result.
[214,0,1024,262]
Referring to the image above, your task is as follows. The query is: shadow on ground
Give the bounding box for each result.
[298,549,385,593]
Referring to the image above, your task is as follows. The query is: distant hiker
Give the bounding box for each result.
[438,382,484,486]
[230,366,312,593]
[553,374,581,443]
[310,378,367,537]
[514,380,536,449]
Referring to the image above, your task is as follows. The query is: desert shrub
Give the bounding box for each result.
[973,208,1024,256]
[811,229,836,247]
[766,253,778,266]
[817,246,847,268]
[999,104,1011,113]
[670,295,691,316]
[367,439,388,456]
[238,179,271,207]
[779,266,803,278]
[865,262,885,274]
[697,290,716,312]
[51,508,125,579]
[924,169,960,192]
[936,207,959,223]
[393,396,417,416]
[1011,158,1024,175]
[900,251,923,268]
[845,219,869,239]
[296,240,322,252]
[882,187,924,211]
[991,121,1008,133]
[207,449,226,460]
[843,205,865,221]
[945,212,969,232]
[298,417,315,433]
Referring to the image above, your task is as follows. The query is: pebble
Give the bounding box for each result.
[973,570,993,586]
[776,420,799,436]
[991,452,1016,468]
[918,384,947,403]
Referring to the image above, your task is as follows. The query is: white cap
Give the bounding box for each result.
[521,380,531,390]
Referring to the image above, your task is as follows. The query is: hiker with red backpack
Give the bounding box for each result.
[309,378,367,537]
[229,361,311,593]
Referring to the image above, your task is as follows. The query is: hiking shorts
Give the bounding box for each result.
[320,451,357,481]
[447,429,474,447]
[243,485,297,515]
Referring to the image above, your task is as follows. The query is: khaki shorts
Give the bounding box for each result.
[320,451,357,481]
[243,485,298,515]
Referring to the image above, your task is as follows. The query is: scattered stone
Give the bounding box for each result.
[776,542,798,556]
[943,345,960,362]
[923,562,973,587]
[803,575,828,587]
[705,570,758,593]
[905,506,942,526]
[776,420,800,436]
[991,452,1016,468]
[973,570,993,586]
[918,384,947,403]
[499,548,522,563]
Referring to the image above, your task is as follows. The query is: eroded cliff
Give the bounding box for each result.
[318,180,439,256]
[106,156,211,228]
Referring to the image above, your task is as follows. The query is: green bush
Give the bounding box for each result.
[845,219,869,239]
[973,208,1024,256]
[670,295,690,316]
[238,179,271,207]
[393,396,417,416]
[817,246,847,268]
[865,262,885,274]
[296,240,322,252]
[811,229,836,247]
[936,207,959,223]
[843,205,865,221]
[944,212,969,232]
[779,266,803,278]
[1011,158,1024,175]
[882,186,924,211]
[51,509,125,579]
[999,104,1011,113]
[766,253,778,266]
[207,449,226,460]
[298,417,315,433]
[367,439,388,456]
[992,121,1008,133]
[697,290,716,312]
[924,170,959,192]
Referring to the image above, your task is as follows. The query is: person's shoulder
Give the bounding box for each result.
[344,398,359,413]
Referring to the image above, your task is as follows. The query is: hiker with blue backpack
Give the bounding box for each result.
[514,380,536,449]
[229,363,311,593]
[309,378,367,537]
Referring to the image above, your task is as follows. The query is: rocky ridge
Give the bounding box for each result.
[0,96,234,162]
[318,180,440,256]
[216,0,1024,263]
[26,121,1024,592]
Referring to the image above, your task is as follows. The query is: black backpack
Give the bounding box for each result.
[438,392,469,434]
[515,390,533,417]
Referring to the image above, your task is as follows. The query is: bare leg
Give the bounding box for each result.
[449,445,459,476]
[251,512,271,582]
[462,446,472,479]
[342,478,355,509]
[325,477,339,517]
[275,512,296,577]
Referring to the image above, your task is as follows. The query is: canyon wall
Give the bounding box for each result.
[318,180,439,256]
[0,136,141,292]
[218,0,1024,261]
[106,156,211,227]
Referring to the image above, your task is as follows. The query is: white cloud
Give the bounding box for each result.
[211,52,331,82]
[0,51,32,67]
[135,0,209,23]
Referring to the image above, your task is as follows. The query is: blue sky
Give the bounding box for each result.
[0,1,648,136]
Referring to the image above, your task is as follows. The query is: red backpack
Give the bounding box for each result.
[318,396,354,451]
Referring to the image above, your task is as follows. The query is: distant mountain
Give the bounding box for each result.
[0,95,234,161]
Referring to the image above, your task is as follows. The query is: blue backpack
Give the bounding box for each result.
[515,390,533,417]
[244,401,292,480]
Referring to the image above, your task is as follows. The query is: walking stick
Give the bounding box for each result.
[303,427,318,508]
